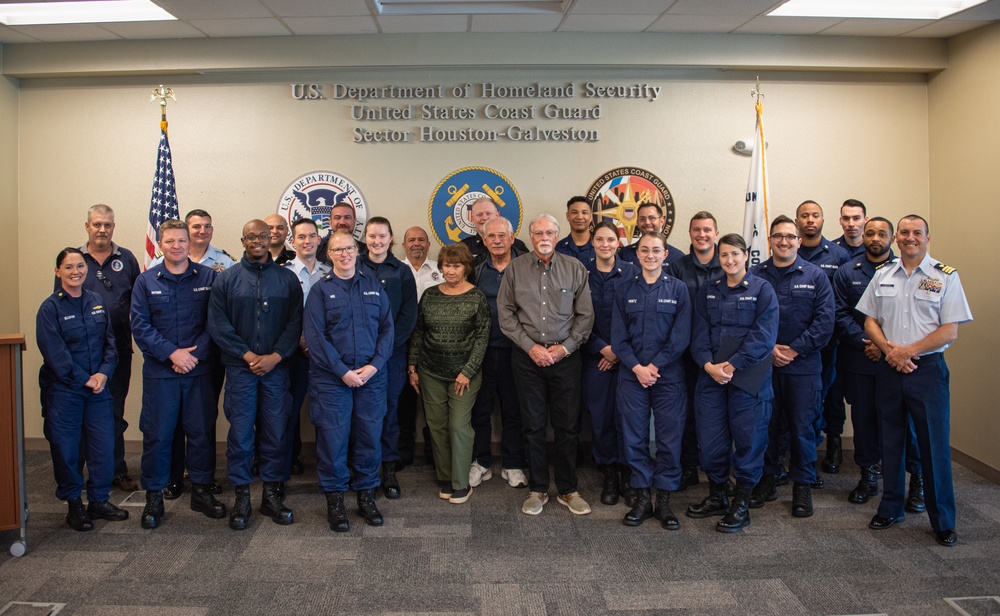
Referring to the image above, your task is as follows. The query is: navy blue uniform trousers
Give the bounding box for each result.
[617,373,686,491]
[764,372,822,484]
[140,374,216,490]
[695,374,772,488]
[223,364,291,486]
[312,370,387,492]
[44,388,114,502]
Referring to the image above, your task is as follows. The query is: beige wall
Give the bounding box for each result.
[6,34,935,449]
[928,23,1000,472]
[0,49,18,333]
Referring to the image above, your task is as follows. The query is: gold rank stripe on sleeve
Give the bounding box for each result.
[934,262,956,275]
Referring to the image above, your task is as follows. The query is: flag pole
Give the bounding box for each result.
[744,76,770,266]
[151,85,176,135]
[144,86,180,269]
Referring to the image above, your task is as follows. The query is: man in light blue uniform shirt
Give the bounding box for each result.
[858,214,972,548]
[283,218,331,475]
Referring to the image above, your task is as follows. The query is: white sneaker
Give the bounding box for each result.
[557,492,592,515]
[522,492,548,515]
[501,468,528,488]
[469,461,493,488]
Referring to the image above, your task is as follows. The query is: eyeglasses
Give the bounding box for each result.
[95,269,113,290]
[330,246,357,255]
[242,233,270,243]
[531,230,558,238]
[770,234,799,242]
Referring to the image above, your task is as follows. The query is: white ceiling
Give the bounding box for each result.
[1,0,999,44]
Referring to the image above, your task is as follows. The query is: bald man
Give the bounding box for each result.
[265,214,296,265]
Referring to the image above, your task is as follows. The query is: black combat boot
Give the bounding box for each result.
[792,482,813,518]
[87,500,129,521]
[141,490,164,529]
[191,483,227,518]
[821,435,842,473]
[619,465,636,507]
[599,465,619,506]
[848,466,879,504]
[905,473,926,513]
[749,473,777,509]
[677,466,700,492]
[686,481,729,518]
[716,484,751,533]
[655,490,679,530]
[357,488,384,526]
[381,462,401,499]
[66,497,93,532]
[325,491,350,532]
[229,485,252,530]
[622,488,653,527]
[261,482,293,525]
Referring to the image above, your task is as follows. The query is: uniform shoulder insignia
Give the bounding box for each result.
[222,249,236,260]
[874,261,890,270]
[934,262,956,275]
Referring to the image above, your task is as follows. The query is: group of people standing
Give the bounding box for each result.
[36,196,971,547]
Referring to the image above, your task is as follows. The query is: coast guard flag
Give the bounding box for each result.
[743,98,769,267]
[144,127,179,269]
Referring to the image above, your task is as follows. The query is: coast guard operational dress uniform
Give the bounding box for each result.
[37,287,117,507]
[619,240,684,267]
[303,267,393,524]
[359,251,416,496]
[611,269,691,525]
[556,235,596,264]
[207,253,303,527]
[750,255,834,509]
[131,260,219,520]
[798,238,850,468]
[688,270,778,528]
[583,256,636,497]
[857,253,972,542]
[833,253,924,504]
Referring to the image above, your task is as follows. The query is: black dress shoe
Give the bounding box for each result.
[141,490,164,529]
[935,529,957,547]
[381,462,401,499]
[162,481,184,500]
[869,513,904,530]
[290,458,305,475]
[791,482,813,518]
[66,498,94,532]
[87,500,129,521]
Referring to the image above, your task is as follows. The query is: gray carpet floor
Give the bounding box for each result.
[2,450,999,616]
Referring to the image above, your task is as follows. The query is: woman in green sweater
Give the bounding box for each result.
[408,243,491,504]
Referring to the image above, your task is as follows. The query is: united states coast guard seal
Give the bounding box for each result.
[586,167,675,246]
[276,171,369,246]
[428,167,522,246]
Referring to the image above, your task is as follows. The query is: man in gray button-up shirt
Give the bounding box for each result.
[498,213,594,516]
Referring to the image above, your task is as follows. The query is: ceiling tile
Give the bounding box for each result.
[0,24,41,43]
[471,13,563,32]
[377,14,468,33]
[647,14,748,32]
[901,20,993,37]
[261,0,371,18]
[820,18,935,37]
[152,0,273,20]
[946,0,1000,20]
[283,15,378,34]
[188,17,292,36]
[570,0,676,15]
[666,0,784,17]
[98,20,207,39]
[558,13,659,32]
[734,15,843,35]
[6,23,123,42]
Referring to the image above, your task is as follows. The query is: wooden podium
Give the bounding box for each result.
[1,334,28,556]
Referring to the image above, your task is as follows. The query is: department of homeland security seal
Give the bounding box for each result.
[586,167,675,247]
[276,171,369,246]
[429,167,522,246]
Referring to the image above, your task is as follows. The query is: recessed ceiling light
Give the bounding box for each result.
[0,0,176,26]
[768,0,988,20]
[372,0,565,15]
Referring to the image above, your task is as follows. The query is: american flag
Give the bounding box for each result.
[144,128,179,268]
